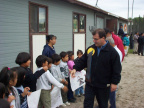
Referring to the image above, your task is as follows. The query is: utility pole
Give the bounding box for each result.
[95,0,98,6]
[131,0,134,34]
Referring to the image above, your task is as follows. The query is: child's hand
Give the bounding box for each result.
[22,87,30,97]
[8,95,15,103]
[27,92,32,96]
[50,85,54,91]
[69,69,72,73]
[64,81,68,85]
[43,66,48,72]
[61,79,66,84]
[10,105,14,108]
[62,86,68,93]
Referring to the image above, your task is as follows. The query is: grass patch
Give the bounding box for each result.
[128,48,133,53]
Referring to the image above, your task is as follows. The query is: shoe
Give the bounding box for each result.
[76,94,81,97]
[68,98,75,103]
[72,97,76,100]
[61,103,66,107]
[65,101,70,106]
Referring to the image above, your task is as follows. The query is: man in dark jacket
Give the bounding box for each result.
[118,25,125,39]
[71,29,121,108]
[138,33,144,56]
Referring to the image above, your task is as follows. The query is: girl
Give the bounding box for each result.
[0,67,20,108]
[67,51,76,102]
[15,67,31,108]
[15,52,48,92]
[0,82,5,99]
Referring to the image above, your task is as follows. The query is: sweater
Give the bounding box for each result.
[36,67,64,90]
[50,64,65,82]
[59,60,69,78]
[22,67,45,92]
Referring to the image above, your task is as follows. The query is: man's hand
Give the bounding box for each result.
[43,66,48,72]
[71,69,76,78]
[111,84,117,92]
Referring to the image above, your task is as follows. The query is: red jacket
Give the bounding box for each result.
[112,33,125,61]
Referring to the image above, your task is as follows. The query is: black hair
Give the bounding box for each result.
[36,55,48,68]
[60,51,68,59]
[0,99,10,108]
[15,52,31,65]
[67,51,74,60]
[47,57,53,64]
[0,67,17,97]
[15,67,26,87]
[46,35,57,43]
[51,54,61,63]
[0,83,5,98]
[92,29,106,39]
[104,28,111,35]
[135,32,138,34]
[77,50,83,55]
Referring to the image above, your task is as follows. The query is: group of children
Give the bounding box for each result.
[0,49,85,108]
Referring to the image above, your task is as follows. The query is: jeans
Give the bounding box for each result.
[109,91,116,108]
[75,86,84,95]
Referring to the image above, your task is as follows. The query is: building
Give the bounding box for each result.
[0,0,128,71]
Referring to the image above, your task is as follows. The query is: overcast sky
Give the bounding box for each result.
[79,0,144,19]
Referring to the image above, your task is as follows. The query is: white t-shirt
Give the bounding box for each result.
[114,45,122,63]
[36,67,64,90]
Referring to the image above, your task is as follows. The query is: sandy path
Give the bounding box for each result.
[60,54,144,108]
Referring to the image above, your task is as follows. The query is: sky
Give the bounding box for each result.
[79,0,144,19]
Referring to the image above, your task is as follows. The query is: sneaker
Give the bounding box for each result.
[65,101,70,106]
[68,98,75,103]
[61,103,66,107]
[76,94,81,97]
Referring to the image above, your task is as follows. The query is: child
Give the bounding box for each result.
[15,67,31,108]
[0,82,5,99]
[59,52,71,106]
[74,50,85,97]
[15,52,48,92]
[0,67,29,108]
[123,34,130,56]
[67,51,76,102]
[50,54,69,107]
[42,35,57,58]
[47,57,53,72]
[36,55,68,108]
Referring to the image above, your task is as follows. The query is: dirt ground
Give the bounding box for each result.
[59,54,144,108]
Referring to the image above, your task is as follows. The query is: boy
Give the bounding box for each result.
[123,34,130,56]
[50,54,70,107]
[74,50,85,97]
[36,55,68,108]
[42,35,57,58]
[59,52,70,106]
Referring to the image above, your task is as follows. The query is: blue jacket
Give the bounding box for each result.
[123,37,130,46]
[42,44,56,58]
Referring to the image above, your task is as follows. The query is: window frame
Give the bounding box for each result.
[73,12,86,33]
[29,2,48,34]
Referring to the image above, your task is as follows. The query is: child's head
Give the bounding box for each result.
[60,51,69,62]
[46,35,57,45]
[36,55,48,68]
[15,67,27,87]
[77,50,83,58]
[67,51,74,60]
[0,67,18,97]
[51,54,61,65]
[15,52,31,68]
[47,57,53,69]
[0,83,5,99]
[0,99,10,108]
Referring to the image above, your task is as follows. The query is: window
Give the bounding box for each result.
[30,3,47,33]
[73,13,86,33]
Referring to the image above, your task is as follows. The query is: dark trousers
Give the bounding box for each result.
[66,78,74,100]
[84,84,110,108]
[138,44,143,55]
[109,91,116,108]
